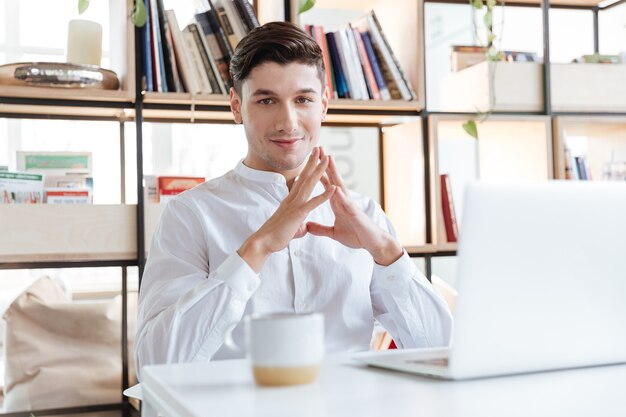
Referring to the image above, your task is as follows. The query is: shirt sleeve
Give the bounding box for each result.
[134,198,260,380]
[365,200,453,349]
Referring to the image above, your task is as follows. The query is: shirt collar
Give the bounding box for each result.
[234,160,288,185]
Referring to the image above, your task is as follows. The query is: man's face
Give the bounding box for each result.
[230,61,329,176]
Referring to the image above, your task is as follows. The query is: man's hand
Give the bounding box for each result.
[306,149,403,266]
[238,147,336,272]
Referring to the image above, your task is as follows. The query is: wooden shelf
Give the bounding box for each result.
[0,204,138,263]
[141,92,421,124]
[405,243,457,255]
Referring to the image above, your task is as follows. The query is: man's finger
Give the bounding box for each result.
[297,154,330,199]
[327,155,348,194]
[306,221,334,238]
[304,183,335,211]
[293,147,321,191]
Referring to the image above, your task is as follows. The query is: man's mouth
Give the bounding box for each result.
[270,138,302,148]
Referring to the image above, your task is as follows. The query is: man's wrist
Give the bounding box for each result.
[370,235,404,266]
[237,233,271,273]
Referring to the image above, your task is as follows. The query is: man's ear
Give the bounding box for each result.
[321,85,330,121]
[230,87,243,124]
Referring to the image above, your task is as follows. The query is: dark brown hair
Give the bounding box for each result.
[229,21,325,96]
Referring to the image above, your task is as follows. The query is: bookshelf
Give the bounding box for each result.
[0,0,624,414]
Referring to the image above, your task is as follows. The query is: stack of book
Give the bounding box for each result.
[450,45,540,72]
[144,175,205,203]
[9,151,93,204]
[305,11,416,101]
[142,0,260,94]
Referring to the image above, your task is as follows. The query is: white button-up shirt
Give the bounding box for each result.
[135,161,453,378]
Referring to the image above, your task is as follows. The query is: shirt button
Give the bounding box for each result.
[298,302,307,309]
[294,250,302,257]
[387,275,396,282]
[246,283,255,292]
[232,299,243,308]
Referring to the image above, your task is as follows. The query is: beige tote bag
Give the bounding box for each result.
[3,276,136,413]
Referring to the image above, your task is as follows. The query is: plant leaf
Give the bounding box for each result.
[472,0,484,9]
[131,0,147,27]
[299,0,316,14]
[486,0,497,8]
[78,0,89,14]
[483,10,492,27]
[462,120,479,139]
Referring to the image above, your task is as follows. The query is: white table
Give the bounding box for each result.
[141,356,626,417]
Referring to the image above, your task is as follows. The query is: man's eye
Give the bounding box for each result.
[296,97,313,104]
[258,98,274,105]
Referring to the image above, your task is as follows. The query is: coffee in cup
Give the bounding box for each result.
[245,313,324,386]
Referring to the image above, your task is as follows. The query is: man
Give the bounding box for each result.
[135,22,452,377]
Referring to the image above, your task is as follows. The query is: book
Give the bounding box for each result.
[208,0,239,51]
[363,11,415,100]
[312,25,335,99]
[186,23,223,94]
[440,174,459,243]
[0,171,44,204]
[158,176,205,203]
[450,46,487,72]
[166,9,201,94]
[182,29,214,93]
[574,156,590,180]
[220,0,248,43]
[352,27,380,100]
[345,27,370,100]
[141,0,154,91]
[196,12,231,91]
[325,33,349,99]
[205,8,234,59]
[45,188,91,204]
[361,31,390,100]
[155,0,176,92]
[334,30,360,99]
[233,0,260,32]
[162,10,185,92]
[149,0,167,92]
[17,151,91,175]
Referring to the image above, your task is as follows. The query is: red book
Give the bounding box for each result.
[157,176,205,203]
[313,25,335,99]
[440,174,459,243]
[352,27,381,100]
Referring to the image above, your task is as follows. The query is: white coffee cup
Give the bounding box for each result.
[245,313,324,386]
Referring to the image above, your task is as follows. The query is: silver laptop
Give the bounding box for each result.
[354,181,626,380]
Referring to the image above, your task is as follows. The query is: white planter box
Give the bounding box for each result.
[440,62,544,112]
[551,64,626,112]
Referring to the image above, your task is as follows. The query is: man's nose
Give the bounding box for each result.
[274,103,298,133]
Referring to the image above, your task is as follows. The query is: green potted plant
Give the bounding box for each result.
[462,0,504,139]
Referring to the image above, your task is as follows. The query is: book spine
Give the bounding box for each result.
[221,0,248,42]
[233,0,260,31]
[165,10,201,94]
[162,13,185,92]
[326,33,349,99]
[155,0,176,92]
[335,30,360,99]
[149,0,167,92]
[367,12,413,100]
[352,27,380,100]
[183,29,213,93]
[440,174,459,243]
[209,0,239,51]
[345,26,370,100]
[141,0,154,91]
[195,13,229,93]
[188,23,222,94]
[312,26,335,99]
[361,31,390,100]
